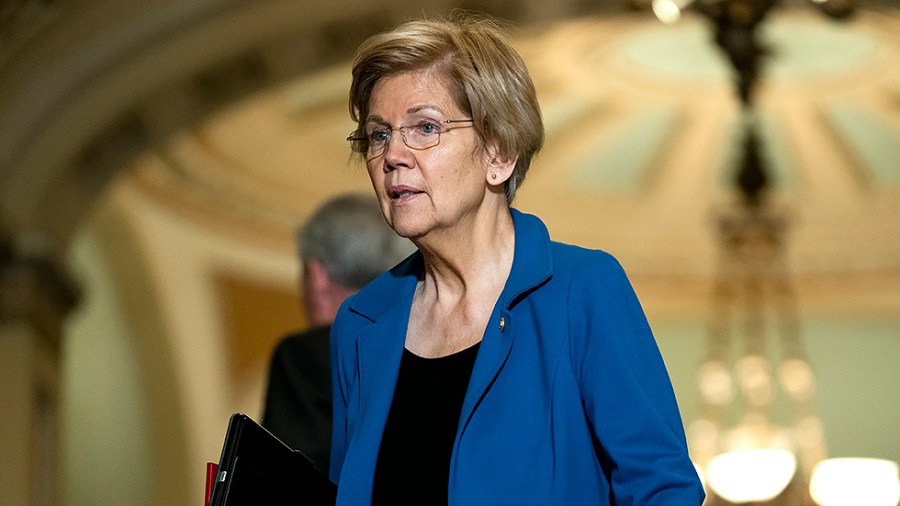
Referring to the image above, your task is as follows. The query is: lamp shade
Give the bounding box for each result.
[707,449,797,503]
[810,458,900,506]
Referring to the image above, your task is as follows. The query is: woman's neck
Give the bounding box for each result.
[414,207,515,304]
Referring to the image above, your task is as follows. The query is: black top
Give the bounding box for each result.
[261,326,332,472]
[371,342,481,506]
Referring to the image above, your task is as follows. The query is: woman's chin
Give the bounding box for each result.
[387,219,421,239]
[384,211,424,236]
[392,227,425,242]
[392,222,436,244]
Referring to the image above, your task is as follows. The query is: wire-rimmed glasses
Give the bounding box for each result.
[347,118,473,159]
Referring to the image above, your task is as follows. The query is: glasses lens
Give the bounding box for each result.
[405,121,441,149]
[367,126,393,156]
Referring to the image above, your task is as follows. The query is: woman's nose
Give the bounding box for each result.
[382,130,411,164]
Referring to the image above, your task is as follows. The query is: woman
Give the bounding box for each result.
[330,13,705,505]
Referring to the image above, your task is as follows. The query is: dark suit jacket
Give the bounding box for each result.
[262,325,332,472]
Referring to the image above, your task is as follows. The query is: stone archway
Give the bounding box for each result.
[0,3,587,504]
[0,3,423,505]
[0,3,392,502]
[0,1,400,255]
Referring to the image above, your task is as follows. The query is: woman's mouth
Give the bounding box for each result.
[389,186,422,202]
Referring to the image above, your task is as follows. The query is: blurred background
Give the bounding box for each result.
[1,0,898,505]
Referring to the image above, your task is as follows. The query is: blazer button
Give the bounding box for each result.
[499,316,506,332]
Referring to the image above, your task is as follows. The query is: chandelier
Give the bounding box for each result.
[642,1,900,503]
[688,116,900,505]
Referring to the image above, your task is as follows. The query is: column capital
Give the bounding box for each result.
[0,233,79,347]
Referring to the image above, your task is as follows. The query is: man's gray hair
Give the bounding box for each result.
[299,193,412,290]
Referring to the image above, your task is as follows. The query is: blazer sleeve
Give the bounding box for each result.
[329,297,354,483]
[567,251,704,505]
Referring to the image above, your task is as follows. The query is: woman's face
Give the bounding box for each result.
[364,70,490,241]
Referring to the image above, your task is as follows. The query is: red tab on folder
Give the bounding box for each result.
[205,462,219,506]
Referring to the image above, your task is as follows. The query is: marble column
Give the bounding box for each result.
[0,237,78,506]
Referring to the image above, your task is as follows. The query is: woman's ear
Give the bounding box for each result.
[484,145,517,186]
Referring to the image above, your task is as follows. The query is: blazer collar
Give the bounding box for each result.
[498,208,554,309]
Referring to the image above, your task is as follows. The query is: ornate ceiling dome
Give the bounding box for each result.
[132,9,900,284]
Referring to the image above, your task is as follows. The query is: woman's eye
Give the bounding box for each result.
[369,129,390,143]
[417,121,439,135]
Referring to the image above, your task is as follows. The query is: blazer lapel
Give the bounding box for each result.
[457,307,514,435]
[356,304,409,430]
[456,209,553,436]
[341,258,418,497]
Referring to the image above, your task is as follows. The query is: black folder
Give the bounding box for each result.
[208,413,337,505]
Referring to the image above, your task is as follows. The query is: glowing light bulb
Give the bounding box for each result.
[707,449,797,503]
[810,458,900,506]
[652,0,683,25]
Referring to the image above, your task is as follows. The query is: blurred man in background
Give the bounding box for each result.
[262,192,413,471]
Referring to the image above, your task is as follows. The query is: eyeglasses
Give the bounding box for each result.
[347,118,473,158]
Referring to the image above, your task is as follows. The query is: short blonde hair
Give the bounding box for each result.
[348,13,544,203]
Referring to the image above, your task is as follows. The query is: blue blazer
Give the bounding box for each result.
[330,209,704,505]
